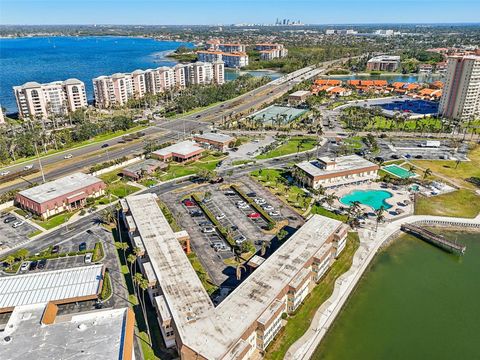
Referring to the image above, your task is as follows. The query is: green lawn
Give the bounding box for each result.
[411,145,480,190]
[414,189,480,218]
[256,137,317,160]
[310,204,348,222]
[107,182,140,198]
[251,168,311,212]
[264,232,360,360]
[33,211,77,230]
[158,154,225,181]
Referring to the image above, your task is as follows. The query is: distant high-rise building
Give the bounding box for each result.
[439,55,480,121]
[13,79,87,120]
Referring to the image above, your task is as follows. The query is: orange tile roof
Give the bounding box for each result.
[391,82,406,89]
[431,81,444,89]
[314,79,342,86]
[405,83,421,90]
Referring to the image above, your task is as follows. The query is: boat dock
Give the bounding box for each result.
[400,223,466,255]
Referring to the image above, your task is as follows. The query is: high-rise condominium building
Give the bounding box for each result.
[439,55,480,121]
[13,79,87,119]
[366,55,401,72]
[93,62,224,108]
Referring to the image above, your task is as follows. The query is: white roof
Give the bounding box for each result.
[295,155,378,178]
[0,303,130,360]
[194,132,234,143]
[0,265,103,310]
[18,172,103,204]
[152,140,203,157]
[126,194,342,359]
[289,90,311,97]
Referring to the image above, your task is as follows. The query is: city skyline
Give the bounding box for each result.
[1,0,480,25]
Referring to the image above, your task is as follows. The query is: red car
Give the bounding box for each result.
[183,199,195,207]
[247,212,261,219]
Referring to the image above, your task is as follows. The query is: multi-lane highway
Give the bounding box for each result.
[0,59,343,195]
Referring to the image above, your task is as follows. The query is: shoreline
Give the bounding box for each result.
[285,214,480,360]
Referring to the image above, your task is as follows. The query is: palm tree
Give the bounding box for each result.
[127,254,137,278]
[408,165,416,174]
[236,264,246,281]
[134,273,151,344]
[115,242,129,265]
[423,168,432,179]
[324,193,339,207]
[375,206,386,232]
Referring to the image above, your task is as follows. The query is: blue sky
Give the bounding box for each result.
[1,0,479,25]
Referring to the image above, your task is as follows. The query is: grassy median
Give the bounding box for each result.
[264,232,360,360]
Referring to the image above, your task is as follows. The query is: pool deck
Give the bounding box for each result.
[330,182,414,219]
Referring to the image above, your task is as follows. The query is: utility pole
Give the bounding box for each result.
[34,143,46,183]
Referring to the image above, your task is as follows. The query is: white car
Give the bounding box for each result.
[0,171,10,176]
[20,261,30,271]
[12,221,24,228]
[64,154,73,159]
[23,164,34,170]
[269,211,280,217]
[263,205,274,211]
[84,253,93,263]
[239,204,250,210]
[216,214,226,220]
[202,227,216,233]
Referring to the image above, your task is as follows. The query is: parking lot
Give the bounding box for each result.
[377,138,469,161]
[163,179,304,291]
[0,212,39,254]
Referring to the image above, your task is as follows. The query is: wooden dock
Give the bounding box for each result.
[401,223,466,255]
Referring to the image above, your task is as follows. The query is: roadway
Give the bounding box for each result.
[0,59,341,195]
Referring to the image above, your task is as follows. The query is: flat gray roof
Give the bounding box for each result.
[0,265,103,310]
[126,194,342,359]
[122,159,166,174]
[0,303,130,360]
[194,132,234,143]
[18,172,103,204]
[296,154,378,178]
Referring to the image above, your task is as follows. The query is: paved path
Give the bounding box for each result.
[285,214,480,360]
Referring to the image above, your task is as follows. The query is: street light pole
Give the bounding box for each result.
[34,143,46,183]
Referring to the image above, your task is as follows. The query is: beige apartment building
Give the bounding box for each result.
[439,55,480,120]
[94,62,224,108]
[366,55,401,72]
[198,50,248,68]
[122,193,348,360]
[255,43,288,60]
[13,78,87,119]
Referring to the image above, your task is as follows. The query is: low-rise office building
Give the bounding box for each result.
[13,79,87,120]
[151,140,204,163]
[15,172,105,219]
[288,90,311,104]
[121,159,167,180]
[1,302,135,360]
[294,155,379,189]
[193,132,235,151]
[366,55,401,72]
[122,193,348,360]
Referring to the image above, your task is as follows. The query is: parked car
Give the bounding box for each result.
[51,245,60,254]
[20,261,30,271]
[414,155,423,159]
[269,211,280,217]
[224,190,236,196]
[210,177,224,184]
[183,199,195,207]
[29,260,38,271]
[190,210,202,217]
[84,253,93,263]
[247,192,257,197]
[391,154,400,159]
[247,212,261,219]
[4,216,16,223]
[38,259,47,269]
[203,198,212,204]
[64,154,73,159]
[216,213,226,220]
[263,205,274,211]
[12,221,24,228]
[79,242,87,251]
[202,227,216,233]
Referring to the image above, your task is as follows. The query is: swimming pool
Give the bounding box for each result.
[383,164,416,179]
[340,190,393,210]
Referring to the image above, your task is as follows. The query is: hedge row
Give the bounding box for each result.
[191,194,236,248]
[92,242,105,262]
[230,184,276,225]
[100,271,112,301]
